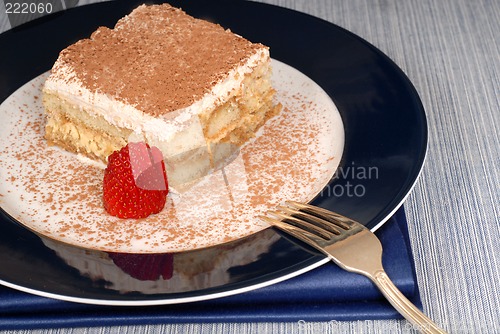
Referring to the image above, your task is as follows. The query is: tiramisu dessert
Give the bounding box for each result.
[42,3,281,187]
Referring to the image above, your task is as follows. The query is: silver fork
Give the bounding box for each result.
[260,201,446,334]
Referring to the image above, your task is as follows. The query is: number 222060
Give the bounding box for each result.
[5,2,53,15]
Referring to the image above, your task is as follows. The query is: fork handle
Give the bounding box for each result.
[371,270,447,334]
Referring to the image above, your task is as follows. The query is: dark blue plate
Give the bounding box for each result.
[0,0,427,305]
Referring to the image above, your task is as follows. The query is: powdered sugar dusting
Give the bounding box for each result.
[0,60,344,253]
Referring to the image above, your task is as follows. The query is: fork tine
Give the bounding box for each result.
[276,206,342,235]
[267,210,333,239]
[258,215,327,248]
[285,201,355,230]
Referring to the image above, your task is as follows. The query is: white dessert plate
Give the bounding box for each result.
[0,0,426,305]
[0,60,344,254]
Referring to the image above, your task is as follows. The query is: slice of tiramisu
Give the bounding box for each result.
[43,3,280,186]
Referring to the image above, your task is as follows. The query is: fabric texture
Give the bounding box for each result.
[0,0,499,333]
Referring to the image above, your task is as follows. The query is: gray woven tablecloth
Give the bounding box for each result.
[1,0,499,333]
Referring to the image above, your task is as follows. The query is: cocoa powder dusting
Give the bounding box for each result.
[52,4,265,116]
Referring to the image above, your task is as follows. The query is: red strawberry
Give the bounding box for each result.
[103,142,168,219]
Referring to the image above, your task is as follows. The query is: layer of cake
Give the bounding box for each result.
[44,92,131,160]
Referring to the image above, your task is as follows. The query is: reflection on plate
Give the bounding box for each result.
[0,60,344,253]
[41,228,280,294]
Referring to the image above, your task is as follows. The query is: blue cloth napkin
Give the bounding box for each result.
[0,207,420,330]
